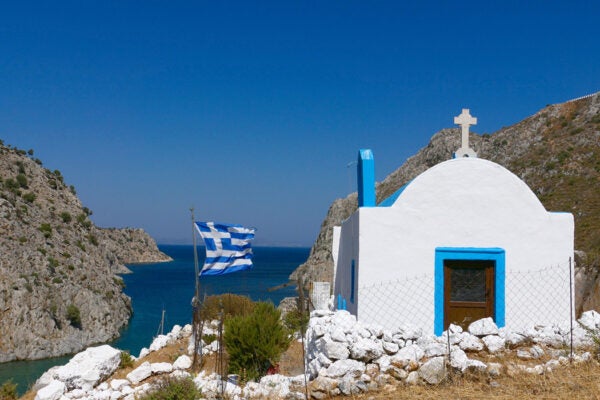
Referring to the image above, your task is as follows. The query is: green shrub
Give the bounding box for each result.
[224,301,291,382]
[22,192,36,203]
[39,223,52,238]
[0,379,18,400]
[119,351,134,369]
[52,277,63,284]
[202,333,217,344]
[87,234,99,246]
[66,304,82,328]
[4,178,18,190]
[60,212,72,223]
[200,293,255,321]
[138,377,201,400]
[18,236,27,244]
[283,308,310,333]
[76,240,86,251]
[16,174,28,188]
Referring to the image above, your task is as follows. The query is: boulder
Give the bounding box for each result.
[449,347,468,371]
[578,310,600,330]
[391,344,424,367]
[350,338,384,362]
[458,333,484,351]
[419,357,446,384]
[325,359,366,378]
[396,323,422,340]
[151,362,173,374]
[149,335,169,352]
[173,355,192,370]
[323,340,350,360]
[34,380,65,400]
[127,362,152,384]
[468,318,499,336]
[482,335,505,353]
[46,345,121,391]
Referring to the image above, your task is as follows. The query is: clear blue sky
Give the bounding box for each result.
[1,1,598,246]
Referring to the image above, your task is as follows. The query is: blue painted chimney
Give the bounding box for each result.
[358,149,375,207]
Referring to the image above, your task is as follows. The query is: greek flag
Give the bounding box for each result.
[194,222,256,276]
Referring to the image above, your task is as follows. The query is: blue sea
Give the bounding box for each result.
[0,245,309,395]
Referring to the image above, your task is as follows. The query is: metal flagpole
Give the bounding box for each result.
[190,207,202,368]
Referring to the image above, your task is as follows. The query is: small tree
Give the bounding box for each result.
[66,304,82,328]
[224,301,291,382]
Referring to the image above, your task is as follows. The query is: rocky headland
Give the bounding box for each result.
[291,92,600,313]
[0,141,172,362]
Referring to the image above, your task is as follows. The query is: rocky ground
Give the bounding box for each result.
[24,309,600,400]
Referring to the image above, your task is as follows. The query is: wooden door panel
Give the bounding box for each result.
[444,260,494,331]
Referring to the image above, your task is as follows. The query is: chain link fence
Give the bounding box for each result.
[357,260,573,334]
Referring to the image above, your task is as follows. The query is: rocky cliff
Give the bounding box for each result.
[292,92,600,312]
[0,141,172,362]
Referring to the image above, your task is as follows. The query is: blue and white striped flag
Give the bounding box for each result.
[194,222,256,276]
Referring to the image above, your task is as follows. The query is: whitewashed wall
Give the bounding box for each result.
[333,157,574,333]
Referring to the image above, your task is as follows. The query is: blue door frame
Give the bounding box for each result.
[434,247,506,335]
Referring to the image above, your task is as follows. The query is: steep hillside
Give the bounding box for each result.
[292,92,600,311]
[0,141,171,362]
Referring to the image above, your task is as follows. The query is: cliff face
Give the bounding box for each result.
[292,92,600,312]
[0,141,171,362]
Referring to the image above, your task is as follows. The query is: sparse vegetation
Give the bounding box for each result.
[22,192,36,203]
[137,377,201,400]
[0,379,18,400]
[60,212,72,223]
[39,223,52,238]
[119,351,134,369]
[199,293,255,321]
[66,304,82,328]
[224,301,291,382]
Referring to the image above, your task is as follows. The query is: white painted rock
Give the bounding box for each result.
[127,361,152,384]
[52,345,121,391]
[382,341,399,354]
[151,362,173,374]
[449,347,468,371]
[325,359,366,378]
[149,335,170,352]
[423,342,447,357]
[349,338,384,362]
[138,347,150,359]
[173,355,192,370]
[391,344,424,366]
[332,311,357,333]
[419,357,446,384]
[396,323,422,340]
[109,379,129,391]
[468,318,499,336]
[482,335,505,353]
[322,340,350,360]
[330,327,347,342]
[464,359,487,372]
[578,310,600,330]
[35,379,65,400]
[257,374,291,399]
[405,371,420,385]
[458,333,484,351]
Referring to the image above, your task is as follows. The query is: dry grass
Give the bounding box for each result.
[332,361,600,400]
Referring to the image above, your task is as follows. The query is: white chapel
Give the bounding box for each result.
[332,109,574,335]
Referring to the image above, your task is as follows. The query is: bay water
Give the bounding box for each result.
[0,245,309,395]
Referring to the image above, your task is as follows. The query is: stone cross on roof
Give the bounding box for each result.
[454,108,477,158]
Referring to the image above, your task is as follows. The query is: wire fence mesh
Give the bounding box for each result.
[357,260,573,334]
